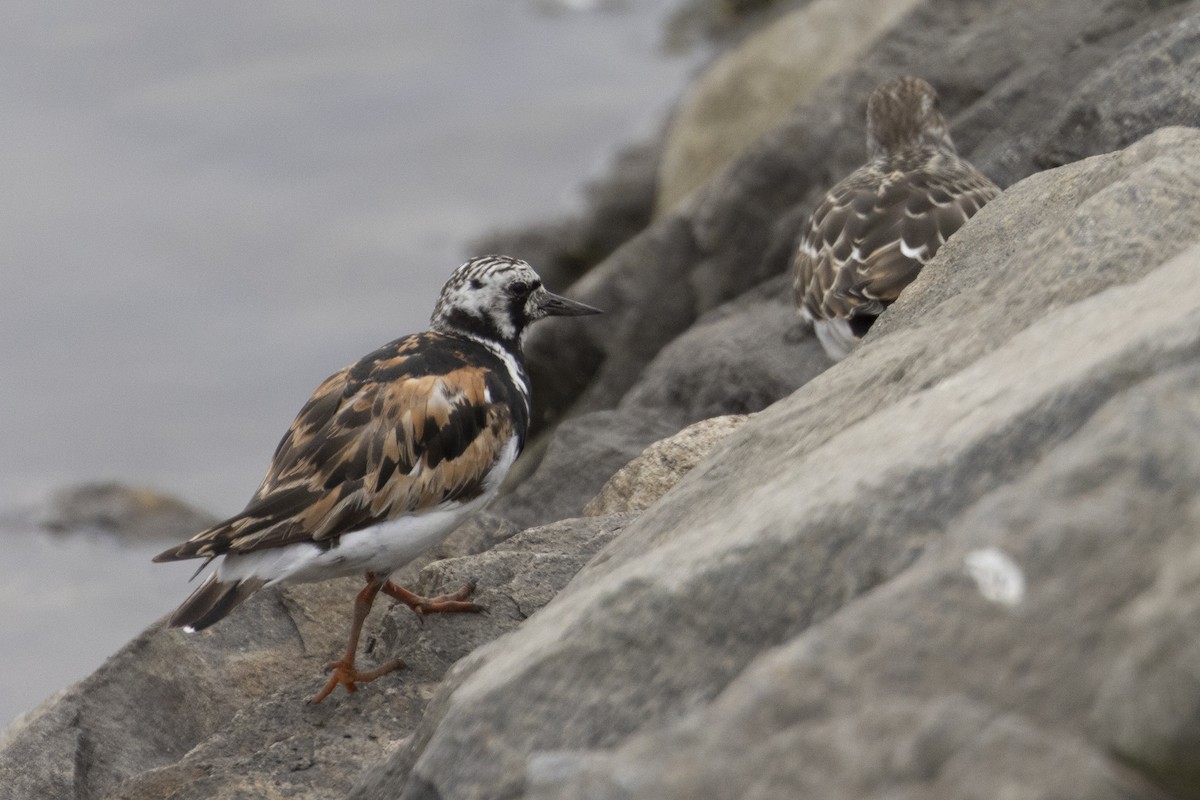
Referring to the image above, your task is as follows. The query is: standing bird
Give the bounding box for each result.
[793,76,1000,361]
[154,255,601,702]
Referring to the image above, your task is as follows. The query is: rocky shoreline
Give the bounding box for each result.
[6,1,1200,798]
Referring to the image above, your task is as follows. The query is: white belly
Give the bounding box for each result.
[289,494,491,582]
[812,317,857,361]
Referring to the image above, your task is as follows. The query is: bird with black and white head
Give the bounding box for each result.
[155,255,601,702]
[793,76,1001,361]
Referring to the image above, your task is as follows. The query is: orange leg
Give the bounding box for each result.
[310,573,404,703]
[383,578,484,615]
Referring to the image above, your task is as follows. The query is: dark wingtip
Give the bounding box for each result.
[151,546,180,563]
[153,536,209,563]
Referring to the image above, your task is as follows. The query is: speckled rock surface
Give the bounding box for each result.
[524,356,1200,800]
[583,414,748,516]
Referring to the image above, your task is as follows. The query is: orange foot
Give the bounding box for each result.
[310,656,405,704]
[383,579,486,615]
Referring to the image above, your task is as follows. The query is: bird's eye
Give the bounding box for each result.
[509,281,530,296]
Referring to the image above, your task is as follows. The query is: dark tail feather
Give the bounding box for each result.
[167,574,267,632]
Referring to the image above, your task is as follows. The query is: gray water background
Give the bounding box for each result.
[0,0,697,729]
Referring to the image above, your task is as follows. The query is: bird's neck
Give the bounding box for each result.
[433,309,525,355]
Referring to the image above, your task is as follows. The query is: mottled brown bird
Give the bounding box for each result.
[793,76,1000,360]
[155,255,600,702]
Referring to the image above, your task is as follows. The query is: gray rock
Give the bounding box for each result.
[618,274,828,422]
[526,357,1200,800]
[0,587,311,800]
[1038,9,1200,169]
[583,414,748,516]
[354,128,1200,799]
[0,515,633,800]
[526,703,1153,800]
[35,482,216,542]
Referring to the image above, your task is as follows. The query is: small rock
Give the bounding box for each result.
[36,482,217,542]
[584,415,748,516]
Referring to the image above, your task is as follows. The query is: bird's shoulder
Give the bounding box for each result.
[265,332,525,480]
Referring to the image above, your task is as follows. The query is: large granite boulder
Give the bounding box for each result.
[520,318,1200,800]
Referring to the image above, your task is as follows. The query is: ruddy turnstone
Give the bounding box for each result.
[154,255,601,702]
[793,76,1000,361]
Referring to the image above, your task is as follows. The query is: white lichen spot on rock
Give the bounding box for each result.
[964,547,1026,607]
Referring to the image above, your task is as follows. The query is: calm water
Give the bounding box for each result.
[0,0,696,729]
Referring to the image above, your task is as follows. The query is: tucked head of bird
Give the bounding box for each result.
[431,255,602,349]
[865,76,954,159]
